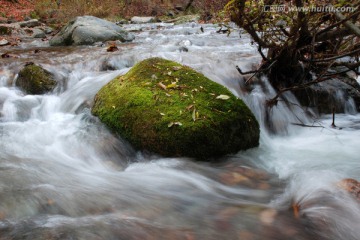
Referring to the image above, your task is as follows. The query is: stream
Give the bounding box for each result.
[0,22,360,240]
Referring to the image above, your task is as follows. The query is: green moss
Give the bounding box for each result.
[92,58,259,159]
[0,26,11,35]
[16,64,56,95]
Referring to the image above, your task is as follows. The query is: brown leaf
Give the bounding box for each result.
[337,178,360,201]
[157,82,167,90]
[186,104,194,110]
[107,45,119,52]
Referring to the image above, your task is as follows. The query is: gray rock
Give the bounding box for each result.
[115,19,129,25]
[294,76,360,113]
[43,27,54,34]
[130,16,157,24]
[32,28,46,38]
[49,16,135,46]
[19,19,41,28]
[0,38,9,46]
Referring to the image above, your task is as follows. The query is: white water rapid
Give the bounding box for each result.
[0,22,359,240]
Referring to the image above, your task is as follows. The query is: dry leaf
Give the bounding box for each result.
[168,122,182,128]
[107,45,118,52]
[216,94,230,100]
[186,104,194,110]
[173,66,182,71]
[157,82,167,90]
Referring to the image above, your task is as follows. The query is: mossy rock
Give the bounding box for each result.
[16,63,56,95]
[0,25,12,35]
[92,58,259,159]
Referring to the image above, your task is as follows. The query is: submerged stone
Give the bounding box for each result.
[92,58,259,159]
[16,63,56,95]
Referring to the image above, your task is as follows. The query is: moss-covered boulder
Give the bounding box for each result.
[16,63,56,95]
[92,58,259,159]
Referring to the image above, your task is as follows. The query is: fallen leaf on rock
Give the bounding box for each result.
[292,202,300,219]
[168,122,182,128]
[157,82,167,90]
[216,94,230,100]
[192,108,196,121]
[107,45,119,52]
[166,82,177,89]
[172,66,182,71]
[186,104,194,110]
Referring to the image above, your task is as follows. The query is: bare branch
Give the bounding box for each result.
[317,10,360,36]
[304,48,360,62]
[334,11,360,37]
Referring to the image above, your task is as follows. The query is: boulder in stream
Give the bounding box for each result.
[49,16,135,46]
[16,63,56,95]
[92,58,260,159]
[294,75,360,113]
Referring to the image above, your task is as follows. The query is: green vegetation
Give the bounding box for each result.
[92,58,259,159]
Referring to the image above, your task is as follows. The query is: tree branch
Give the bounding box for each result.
[334,11,360,37]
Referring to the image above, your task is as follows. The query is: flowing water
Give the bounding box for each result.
[0,23,359,240]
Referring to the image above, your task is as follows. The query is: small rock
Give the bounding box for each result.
[116,19,129,25]
[130,16,157,24]
[42,27,54,34]
[179,39,192,47]
[0,39,9,46]
[167,11,176,17]
[19,19,41,28]
[179,46,188,52]
[32,28,46,38]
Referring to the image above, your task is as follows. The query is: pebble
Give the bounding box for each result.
[0,39,9,46]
